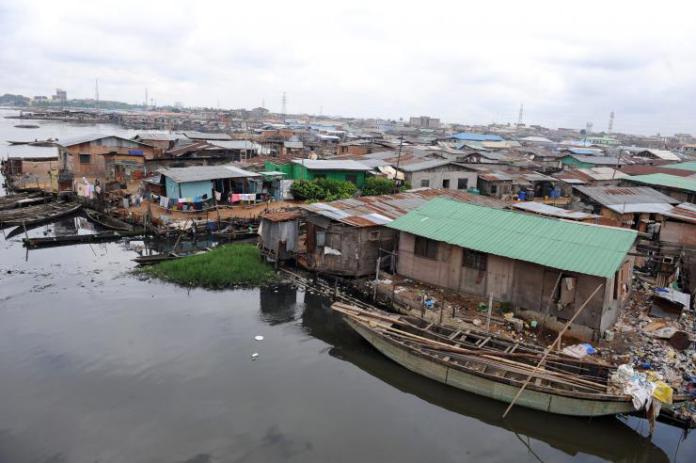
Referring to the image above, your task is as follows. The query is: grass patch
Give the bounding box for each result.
[142,243,277,288]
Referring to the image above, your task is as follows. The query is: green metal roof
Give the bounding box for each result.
[668,161,696,172]
[626,173,696,193]
[387,198,637,278]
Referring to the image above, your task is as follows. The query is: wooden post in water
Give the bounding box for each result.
[373,256,381,301]
[486,294,493,331]
[502,283,604,418]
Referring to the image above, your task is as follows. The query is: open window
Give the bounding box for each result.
[554,275,577,306]
[462,249,487,270]
[414,236,438,259]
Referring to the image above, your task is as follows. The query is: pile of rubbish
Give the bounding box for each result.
[604,283,696,427]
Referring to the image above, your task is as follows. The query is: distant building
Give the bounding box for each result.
[409,116,441,129]
[32,96,49,102]
[52,89,67,103]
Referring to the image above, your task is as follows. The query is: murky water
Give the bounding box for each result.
[1,110,695,462]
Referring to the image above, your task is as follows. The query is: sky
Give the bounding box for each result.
[1,0,695,136]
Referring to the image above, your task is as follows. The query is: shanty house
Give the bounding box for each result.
[396,159,478,191]
[560,154,620,169]
[573,186,678,231]
[297,190,505,277]
[476,171,514,198]
[158,165,261,203]
[387,198,637,339]
[259,210,302,264]
[623,174,696,203]
[57,134,156,183]
[264,159,372,187]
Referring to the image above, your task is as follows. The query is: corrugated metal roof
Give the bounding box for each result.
[668,161,696,172]
[663,202,696,224]
[563,154,618,165]
[291,159,372,171]
[452,132,504,142]
[637,149,681,161]
[606,203,675,214]
[58,134,146,148]
[300,189,505,227]
[574,186,678,206]
[398,159,451,172]
[625,174,696,193]
[261,210,302,222]
[387,198,637,278]
[575,167,628,181]
[180,131,232,140]
[206,140,259,150]
[158,165,260,183]
[134,132,180,141]
[511,202,594,220]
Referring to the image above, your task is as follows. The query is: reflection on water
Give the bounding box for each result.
[260,285,301,325]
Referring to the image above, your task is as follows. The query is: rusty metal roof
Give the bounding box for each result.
[261,210,302,222]
[300,189,505,227]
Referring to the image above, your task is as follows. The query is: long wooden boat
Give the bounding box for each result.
[0,192,44,210]
[0,202,81,228]
[23,230,145,249]
[84,208,133,232]
[332,303,687,417]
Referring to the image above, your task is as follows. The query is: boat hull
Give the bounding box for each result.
[347,319,635,417]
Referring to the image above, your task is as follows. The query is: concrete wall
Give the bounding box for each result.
[661,220,696,246]
[406,166,478,190]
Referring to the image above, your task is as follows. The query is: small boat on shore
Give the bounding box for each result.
[0,192,46,210]
[133,248,210,265]
[332,303,687,418]
[84,208,134,232]
[0,202,81,228]
[14,124,40,129]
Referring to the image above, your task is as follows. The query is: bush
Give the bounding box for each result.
[290,179,325,200]
[290,178,357,201]
[362,177,399,196]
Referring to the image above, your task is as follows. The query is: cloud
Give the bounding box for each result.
[1,0,695,135]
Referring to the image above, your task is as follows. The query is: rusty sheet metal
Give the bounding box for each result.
[261,210,302,222]
[300,189,505,227]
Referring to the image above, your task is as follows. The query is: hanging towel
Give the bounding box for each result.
[231,193,241,203]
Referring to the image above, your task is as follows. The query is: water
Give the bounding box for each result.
[1,110,695,462]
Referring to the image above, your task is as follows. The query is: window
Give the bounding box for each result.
[79,154,91,164]
[462,249,487,270]
[442,179,450,189]
[420,179,430,188]
[457,178,468,190]
[316,230,326,247]
[414,236,438,259]
[368,230,380,241]
[490,184,498,194]
[345,174,358,184]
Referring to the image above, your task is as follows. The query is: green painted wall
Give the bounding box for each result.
[263,160,366,186]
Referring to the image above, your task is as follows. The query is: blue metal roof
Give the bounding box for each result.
[452,132,504,142]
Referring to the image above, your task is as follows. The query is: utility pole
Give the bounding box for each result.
[608,111,615,133]
[393,135,404,193]
[281,91,287,123]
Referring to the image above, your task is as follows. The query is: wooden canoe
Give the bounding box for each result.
[333,303,648,417]
[0,202,81,228]
[84,208,133,232]
[0,192,45,210]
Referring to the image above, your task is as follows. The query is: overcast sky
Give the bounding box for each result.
[1,0,694,135]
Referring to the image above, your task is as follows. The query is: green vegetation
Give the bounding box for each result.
[291,178,357,201]
[361,177,409,196]
[142,244,276,288]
